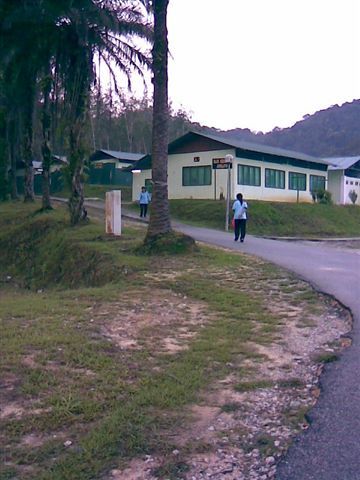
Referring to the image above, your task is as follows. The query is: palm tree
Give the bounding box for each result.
[0,0,151,220]
[54,0,151,224]
[145,0,172,241]
[0,74,8,201]
[39,72,53,210]
[0,0,53,203]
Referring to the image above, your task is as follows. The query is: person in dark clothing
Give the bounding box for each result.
[232,193,248,242]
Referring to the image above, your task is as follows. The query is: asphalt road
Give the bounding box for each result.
[173,222,360,480]
[83,199,360,479]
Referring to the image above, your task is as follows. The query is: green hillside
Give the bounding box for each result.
[214,99,360,157]
[169,200,360,237]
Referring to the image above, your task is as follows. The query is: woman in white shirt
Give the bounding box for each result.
[232,193,248,242]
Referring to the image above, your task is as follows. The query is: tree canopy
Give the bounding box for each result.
[0,0,151,221]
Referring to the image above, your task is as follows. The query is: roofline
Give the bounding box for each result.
[168,131,331,166]
[129,131,337,172]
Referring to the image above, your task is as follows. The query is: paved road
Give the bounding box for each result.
[84,200,360,479]
[174,223,360,480]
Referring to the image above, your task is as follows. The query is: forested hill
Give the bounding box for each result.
[88,97,360,157]
[213,100,360,157]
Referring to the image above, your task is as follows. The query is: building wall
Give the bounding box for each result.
[132,170,152,200]
[328,170,344,204]
[232,158,327,203]
[344,175,360,204]
[133,150,328,203]
[169,149,235,199]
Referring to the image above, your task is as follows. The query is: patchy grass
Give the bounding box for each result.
[0,201,351,480]
[234,380,275,392]
[313,352,339,363]
[152,460,190,479]
[55,184,132,202]
[221,403,242,413]
[0,203,147,289]
[277,378,305,388]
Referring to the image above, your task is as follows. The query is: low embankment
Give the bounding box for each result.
[168,199,360,237]
[0,203,145,289]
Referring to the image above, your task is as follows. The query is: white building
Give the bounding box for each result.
[326,157,360,205]
[131,131,332,203]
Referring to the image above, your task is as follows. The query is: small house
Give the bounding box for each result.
[326,157,360,205]
[89,150,144,186]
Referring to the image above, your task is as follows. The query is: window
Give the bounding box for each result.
[289,172,306,191]
[182,166,212,186]
[265,168,285,189]
[238,165,261,186]
[310,175,326,191]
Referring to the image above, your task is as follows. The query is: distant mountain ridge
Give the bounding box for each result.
[204,99,360,158]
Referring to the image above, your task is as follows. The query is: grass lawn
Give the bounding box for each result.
[55,184,132,202]
[0,202,351,479]
[165,199,360,237]
[56,190,360,237]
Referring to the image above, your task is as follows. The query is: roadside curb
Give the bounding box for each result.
[260,235,360,242]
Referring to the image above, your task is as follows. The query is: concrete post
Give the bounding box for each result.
[105,190,122,236]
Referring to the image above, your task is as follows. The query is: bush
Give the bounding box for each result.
[311,189,332,205]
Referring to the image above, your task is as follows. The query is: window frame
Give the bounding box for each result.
[237,164,261,186]
[182,165,212,187]
[310,174,326,192]
[288,171,307,191]
[265,168,285,189]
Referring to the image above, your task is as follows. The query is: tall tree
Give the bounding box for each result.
[0,1,39,202]
[0,77,8,201]
[145,0,172,241]
[0,0,151,218]
[39,72,53,210]
[55,0,151,224]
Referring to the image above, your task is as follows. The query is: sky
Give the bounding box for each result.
[164,0,360,133]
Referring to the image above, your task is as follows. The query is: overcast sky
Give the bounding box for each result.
[165,0,360,132]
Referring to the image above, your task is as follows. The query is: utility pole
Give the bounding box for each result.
[225,154,233,231]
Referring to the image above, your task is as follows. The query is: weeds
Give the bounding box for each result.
[0,202,347,479]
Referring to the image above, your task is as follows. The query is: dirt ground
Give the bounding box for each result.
[1,208,354,480]
[96,260,352,480]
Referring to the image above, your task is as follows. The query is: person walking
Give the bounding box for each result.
[138,186,151,218]
[232,193,248,242]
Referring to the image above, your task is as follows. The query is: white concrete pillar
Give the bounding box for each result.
[105,190,122,236]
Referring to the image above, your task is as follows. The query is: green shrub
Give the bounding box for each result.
[311,189,332,204]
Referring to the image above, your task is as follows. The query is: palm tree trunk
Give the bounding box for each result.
[69,167,85,225]
[23,122,34,202]
[22,90,35,203]
[41,77,52,210]
[68,121,86,225]
[145,0,171,240]
[8,118,19,200]
[66,38,92,226]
